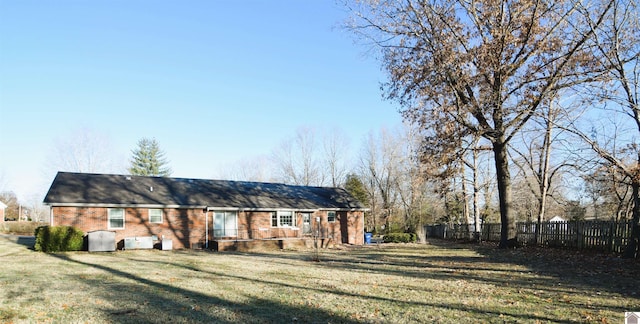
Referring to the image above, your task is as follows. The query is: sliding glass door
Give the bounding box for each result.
[213,211,237,238]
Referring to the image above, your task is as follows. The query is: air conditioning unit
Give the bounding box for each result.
[124,236,154,250]
[161,239,172,251]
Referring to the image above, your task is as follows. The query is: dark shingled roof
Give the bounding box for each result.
[44,172,366,210]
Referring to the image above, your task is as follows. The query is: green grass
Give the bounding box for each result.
[0,235,638,323]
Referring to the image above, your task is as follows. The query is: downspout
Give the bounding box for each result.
[361,209,365,245]
[205,208,208,249]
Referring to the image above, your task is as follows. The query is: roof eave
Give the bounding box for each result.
[45,203,207,209]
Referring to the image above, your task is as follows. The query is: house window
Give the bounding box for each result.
[149,209,163,223]
[108,208,125,230]
[280,211,293,227]
[328,211,336,223]
[271,211,295,227]
[214,211,237,237]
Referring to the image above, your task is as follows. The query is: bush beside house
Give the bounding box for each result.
[34,226,84,252]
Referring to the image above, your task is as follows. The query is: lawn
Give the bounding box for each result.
[0,235,638,323]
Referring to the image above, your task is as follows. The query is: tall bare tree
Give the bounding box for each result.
[46,127,124,175]
[271,127,324,186]
[347,0,614,247]
[510,98,576,243]
[358,127,403,232]
[563,0,639,257]
[271,126,351,187]
[218,155,274,182]
[394,125,429,234]
[322,127,350,187]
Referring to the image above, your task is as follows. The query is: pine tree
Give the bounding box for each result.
[128,138,172,177]
[344,173,369,206]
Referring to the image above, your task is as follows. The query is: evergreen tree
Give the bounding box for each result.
[128,138,172,177]
[344,174,368,206]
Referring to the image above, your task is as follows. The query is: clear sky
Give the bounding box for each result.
[0,1,402,201]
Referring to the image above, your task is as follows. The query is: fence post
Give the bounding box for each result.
[577,221,583,249]
[608,221,614,253]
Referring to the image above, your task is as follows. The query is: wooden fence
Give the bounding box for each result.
[425,220,634,253]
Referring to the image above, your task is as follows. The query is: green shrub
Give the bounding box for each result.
[34,226,84,252]
[383,232,418,243]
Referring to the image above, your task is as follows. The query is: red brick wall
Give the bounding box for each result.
[52,206,206,249]
[347,210,365,245]
[53,206,365,249]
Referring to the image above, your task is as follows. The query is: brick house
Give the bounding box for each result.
[43,172,366,250]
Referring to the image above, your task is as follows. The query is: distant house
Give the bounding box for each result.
[0,201,6,222]
[548,216,566,222]
[43,172,366,250]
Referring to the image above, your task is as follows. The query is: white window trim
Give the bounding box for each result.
[213,210,238,237]
[149,208,163,224]
[327,211,337,223]
[271,210,296,228]
[108,208,125,230]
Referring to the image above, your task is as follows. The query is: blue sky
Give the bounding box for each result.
[0,1,402,201]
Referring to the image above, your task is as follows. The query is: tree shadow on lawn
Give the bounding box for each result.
[115,252,572,323]
[241,248,565,288]
[428,239,640,290]
[49,253,362,324]
[39,240,637,324]
[219,241,638,313]
[42,240,639,323]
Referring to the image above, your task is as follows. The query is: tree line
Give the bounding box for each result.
[344,0,639,257]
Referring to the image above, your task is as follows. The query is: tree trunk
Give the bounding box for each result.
[473,147,481,241]
[623,180,640,258]
[461,166,471,239]
[494,140,517,248]
[535,110,553,244]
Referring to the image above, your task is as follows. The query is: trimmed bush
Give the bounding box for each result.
[383,233,418,243]
[34,226,84,252]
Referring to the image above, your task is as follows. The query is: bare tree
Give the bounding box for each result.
[465,137,493,240]
[510,98,576,243]
[347,0,614,247]
[271,127,324,186]
[394,125,430,234]
[45,127,125,175]
[322,127,350,187]
[271,126,351,187]
[357,127,403,232]
[582,166,634,221]
[563,0,639,257]
[217,155,274,182]
[24,194,49,222]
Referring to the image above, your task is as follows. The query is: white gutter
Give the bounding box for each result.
[45,203,207,209]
